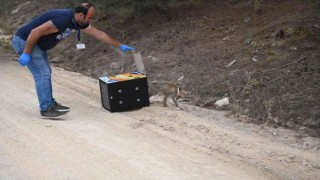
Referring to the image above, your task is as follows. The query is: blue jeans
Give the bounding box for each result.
[12,35,55,111]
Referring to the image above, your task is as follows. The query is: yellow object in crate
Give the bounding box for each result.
[109,73,146,81]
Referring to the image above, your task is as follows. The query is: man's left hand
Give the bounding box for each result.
[119,44,136,53]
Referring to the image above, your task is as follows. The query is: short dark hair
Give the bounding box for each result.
[74,2,95,16]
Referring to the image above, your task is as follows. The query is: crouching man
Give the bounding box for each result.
[12,2,135,119]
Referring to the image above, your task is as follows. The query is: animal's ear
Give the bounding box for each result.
[177,75,184,82]
[176,76,184,86]
[177,87,181,94]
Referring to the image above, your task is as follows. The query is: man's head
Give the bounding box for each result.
[74,2,96,25]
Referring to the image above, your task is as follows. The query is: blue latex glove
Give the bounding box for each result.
[119,44,136,53]
[18,53,31,66]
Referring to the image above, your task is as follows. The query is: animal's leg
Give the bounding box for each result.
[163,96,168,107]
[172,97,179,107]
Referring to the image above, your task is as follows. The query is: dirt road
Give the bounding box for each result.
[0,53,319,180]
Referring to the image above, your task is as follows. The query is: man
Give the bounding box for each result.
[11,2,135,119]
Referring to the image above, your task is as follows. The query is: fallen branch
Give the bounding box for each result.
[263,56,308,73]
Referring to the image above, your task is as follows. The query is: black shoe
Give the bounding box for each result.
[41,107,68,119]
[53,101,70,112]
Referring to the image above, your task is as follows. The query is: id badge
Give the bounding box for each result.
[76,43,86,50]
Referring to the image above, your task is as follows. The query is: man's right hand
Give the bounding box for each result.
[119,44,136,53]
[18,53,31,66]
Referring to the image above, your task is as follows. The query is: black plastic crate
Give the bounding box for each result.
[99,72,150,112]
